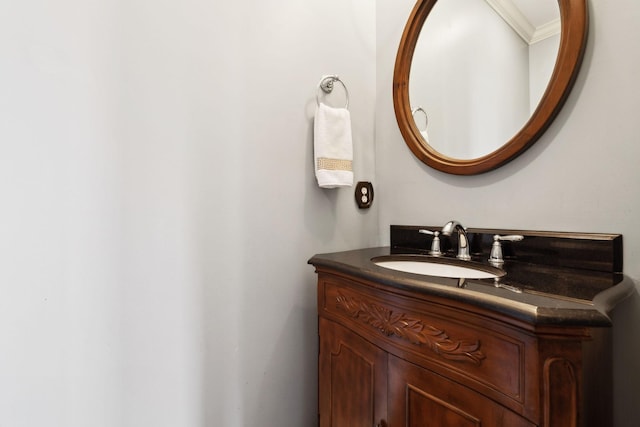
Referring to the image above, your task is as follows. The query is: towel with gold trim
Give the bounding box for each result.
[314,102,353,188]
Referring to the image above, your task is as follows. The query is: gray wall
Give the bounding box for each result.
[0,0,376,426]
[376,1,640,426]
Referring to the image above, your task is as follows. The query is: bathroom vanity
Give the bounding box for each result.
[309,226,632,427]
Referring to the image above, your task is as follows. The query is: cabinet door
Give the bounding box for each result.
[319,317,388,427]
[388,355,534,427]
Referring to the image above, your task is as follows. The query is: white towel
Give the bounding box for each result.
[314,102,353,188]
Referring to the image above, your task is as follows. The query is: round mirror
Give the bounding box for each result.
[393,0,588,175]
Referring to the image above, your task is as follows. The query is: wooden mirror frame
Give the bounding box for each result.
[393,0,588,175]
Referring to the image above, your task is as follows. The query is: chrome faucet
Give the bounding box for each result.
[441,220,471,260]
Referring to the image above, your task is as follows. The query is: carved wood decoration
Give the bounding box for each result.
[336,294,485,365]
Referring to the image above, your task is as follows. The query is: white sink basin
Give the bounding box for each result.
[372,256,503,279]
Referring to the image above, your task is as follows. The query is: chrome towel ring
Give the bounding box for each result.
[316,75,349,109]
[411,106,428,131]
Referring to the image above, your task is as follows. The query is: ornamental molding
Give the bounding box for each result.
[336,294,485,365]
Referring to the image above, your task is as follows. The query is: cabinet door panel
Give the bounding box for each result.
[388,355,534,427]
[319,317,387,427]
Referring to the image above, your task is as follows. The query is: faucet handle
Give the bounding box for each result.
[488,234,524,266]
[418,229,442,256]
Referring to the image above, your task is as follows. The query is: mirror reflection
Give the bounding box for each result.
[410,0,560,159]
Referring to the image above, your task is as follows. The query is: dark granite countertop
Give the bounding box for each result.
[309,246,634,327]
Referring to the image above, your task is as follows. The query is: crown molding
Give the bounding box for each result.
[485,0,560,45]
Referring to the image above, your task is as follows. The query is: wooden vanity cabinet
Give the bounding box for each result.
[317,269,611,427]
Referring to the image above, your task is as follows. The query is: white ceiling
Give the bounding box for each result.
[511,0,559,28]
